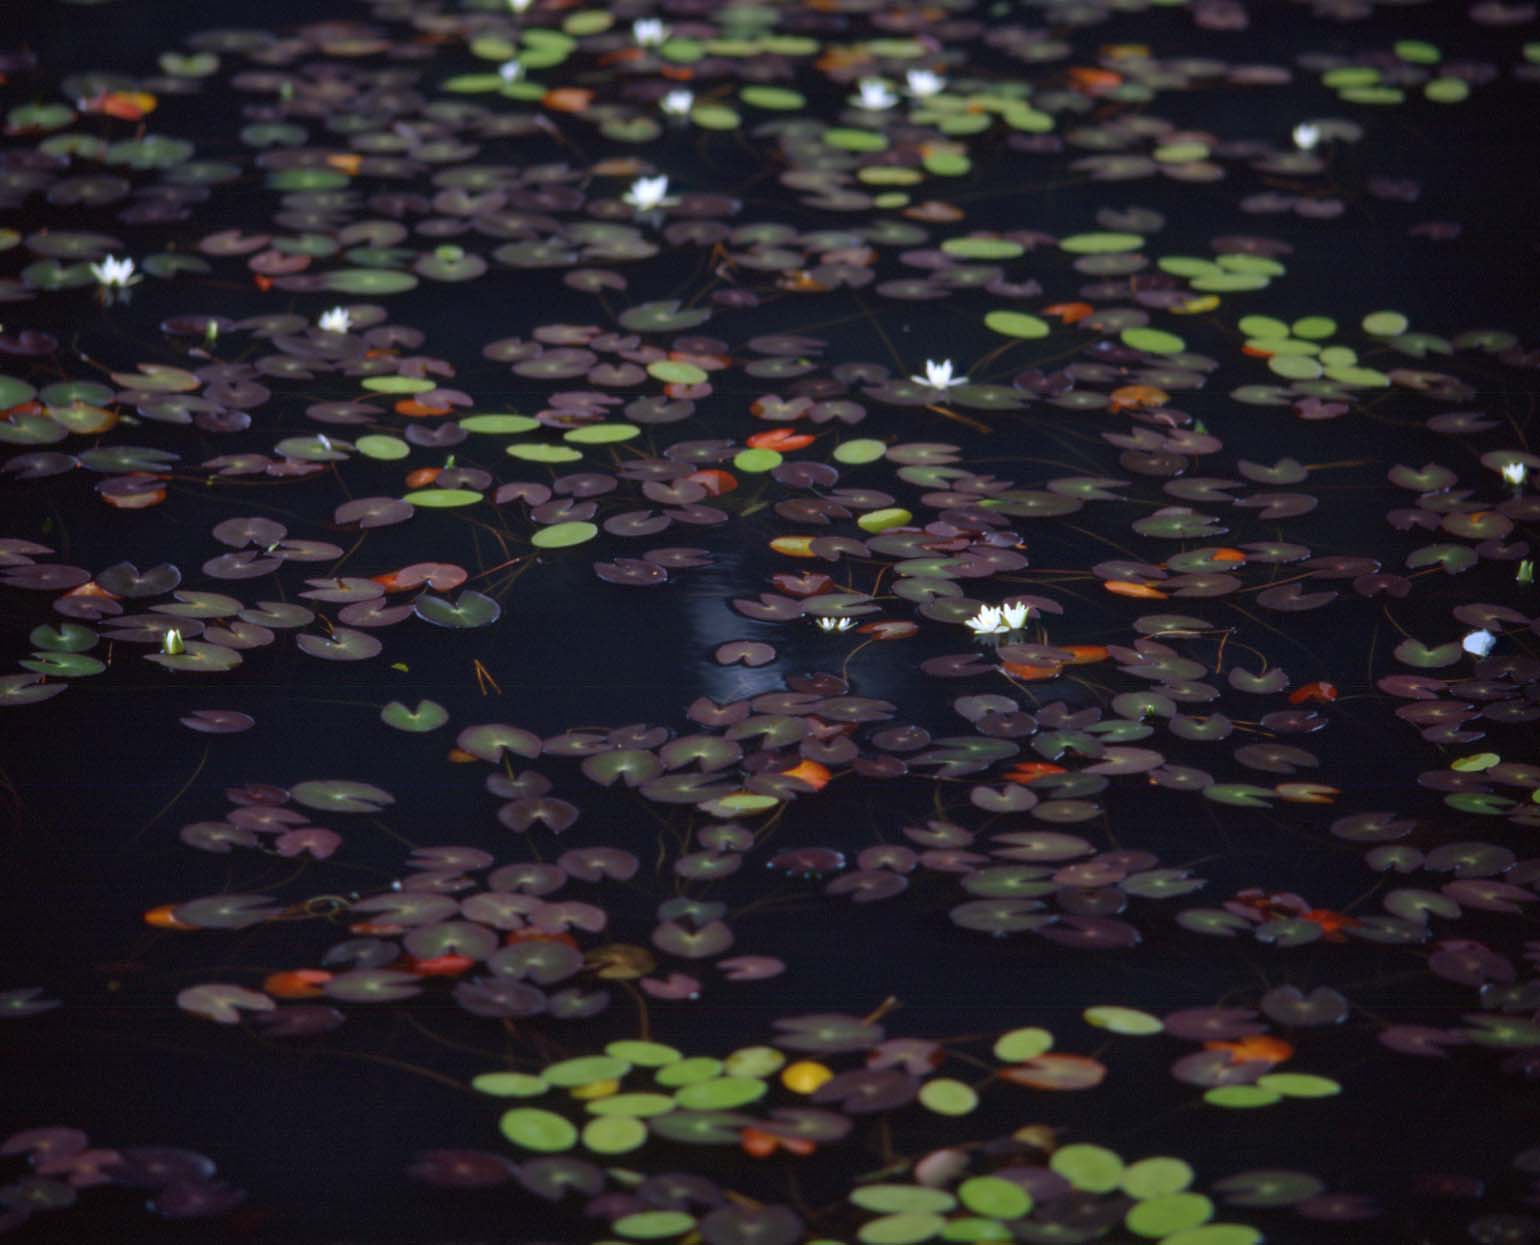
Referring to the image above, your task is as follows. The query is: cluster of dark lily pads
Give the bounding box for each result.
[4,0,1540,1240]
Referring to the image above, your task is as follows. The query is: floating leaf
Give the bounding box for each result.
[499,1108,577,1153]
[380,700,449,732]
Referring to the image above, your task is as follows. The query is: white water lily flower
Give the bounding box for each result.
[1462,628,1496,657]
[1502,461,1528,488]
[623,175,671,212]
[906,68,945,98]
[160,627,185,656]
[855,79,898,110]
[966,605,1007,636]
[318,306,351,334]
[660,89,694,116]
[1292,122,1321,151]
[632,18,669,46]
[498,58,524,83]
[815,617,856,632]
[911,358,967,389]
[507,0,533,11]
[1001,601,1031,631]
[89,255,141,288]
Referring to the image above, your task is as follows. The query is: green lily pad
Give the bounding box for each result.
[508,444,584,463]
[380,699,449,732]
[858,1213,945,1245]
[544,1055,631,1087]
[38,380,112,407]
[582,1115,647,1155]
[834,439,887,464]
[29,623,97,653]
[1160,1228,1261,1245]
[647,360,708,385]
[944,238,1024,260]
[355,435,410,461]
[722,1047,785,1077]
[690,105,741,131]
[1121,1157,1194,1198]
[852,1188,957,1214]
[984,310,1050,339]
[1444,793,1514,815]
[564,423,641,444]
[940,1219,1012,1241]
[1392,638,1462,668]
[923,150,970,176]
[326,269,419,295]
[7,103,76,133]
[824,127,888,152]
[957,1176,1031,1219]
[20,652,104,677]
[1203,784,1276,808]
[655,1057,723,1087]
[362,376,435,394]
[462,413,539,434]
[586,1093,677,1118]
[472,1071,548,1097]
[917,1078,977,1116]
[1362,310,1409,336]
[1084,1006,1163,1035]
[615,1211,697,1239]
[993,1027,1053,1060]
[499,1107,577,1151]
[1121,327,1185,354]
[531,521,598,549]
[1255,1073,1340,1098]
[1404,544,1476,575]
[740,86,805,110]
[673,1076,766,1110]
[0,376,38,409]
[276,435,350,462]
[1050,1144,1124,1193]
[290,780,395,814]
[1204,1085,1280,1108]
[1060,232,1143,253]
[1125,1194,1214,1238]
[858,508,913,534]
[267,168,349,191]
[618,300,712,333]
[402,488,483,508]
[415,591,500,629]
[734,448,783,473]
[606,1040,682,1067]
[1425,78,1470,103]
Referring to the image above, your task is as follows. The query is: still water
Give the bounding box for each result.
[2,0,1539,1241]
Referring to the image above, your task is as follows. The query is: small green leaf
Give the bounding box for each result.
[499,1107,577,1151]
[917,1078,978,1116]
[530,521,598,549]
[356,435,410,460]
[402,488,482,508]
[993,1027,1052,1061]
[1203,1085,1280,1108]
[564,422,641,444]
[461,413,539,434]
[380,699,449,732]
[473,1071,548,1097]
[734,447,782,473]
[984,310,1050,339]
[833,439,887,464]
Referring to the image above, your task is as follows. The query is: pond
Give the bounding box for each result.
[2,0,1539,1241]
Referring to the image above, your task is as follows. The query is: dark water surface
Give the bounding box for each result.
[3,0,1540,1242]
